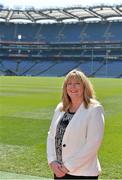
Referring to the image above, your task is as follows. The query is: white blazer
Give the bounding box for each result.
[47,101,104,176]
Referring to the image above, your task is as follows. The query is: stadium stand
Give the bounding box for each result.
[0,4,122,77]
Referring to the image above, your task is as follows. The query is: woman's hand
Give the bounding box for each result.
[60,164,69,174]
[49,161,66,177]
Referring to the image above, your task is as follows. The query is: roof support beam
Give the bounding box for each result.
[23,11,35,22]
[38,10,57,20]
[6,10,13,22]
[112,7,122,16]
[61,9,80,20]
[86,8,105,20]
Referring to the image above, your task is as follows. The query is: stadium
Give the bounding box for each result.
[0,0,122,179]
[0,3,122,77]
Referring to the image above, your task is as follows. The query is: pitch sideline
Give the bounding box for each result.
[0,171,53,179]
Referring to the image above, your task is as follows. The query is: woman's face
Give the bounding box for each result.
[66,77,84,101]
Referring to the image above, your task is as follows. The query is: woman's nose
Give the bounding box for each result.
[71,83,76,88]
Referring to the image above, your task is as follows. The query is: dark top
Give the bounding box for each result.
[55,111,75,163]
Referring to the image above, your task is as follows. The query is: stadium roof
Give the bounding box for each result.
[0,4,122,23]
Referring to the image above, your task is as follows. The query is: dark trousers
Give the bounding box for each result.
[54,174,98,179]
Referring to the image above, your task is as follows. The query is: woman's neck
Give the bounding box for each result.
[69,99,83,112]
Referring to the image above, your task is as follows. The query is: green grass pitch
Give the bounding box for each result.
[0,76,122,179]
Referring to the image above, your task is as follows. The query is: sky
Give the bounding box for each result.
[0,0,122,9]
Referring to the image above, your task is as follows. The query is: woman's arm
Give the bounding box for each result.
[47,103,62,164]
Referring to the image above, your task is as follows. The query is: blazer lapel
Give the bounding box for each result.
[64,103,84,131]
[55,111,65,126]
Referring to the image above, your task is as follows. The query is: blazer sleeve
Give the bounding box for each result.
[47,103,62,164]
[64,105,105,172]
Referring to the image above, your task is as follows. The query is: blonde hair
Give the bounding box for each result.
[61,69,96,111]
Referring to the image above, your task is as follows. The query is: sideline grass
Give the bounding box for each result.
[0,76,122,179]
[0,171,52,179]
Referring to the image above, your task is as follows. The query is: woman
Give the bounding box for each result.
[47,69,104,179]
